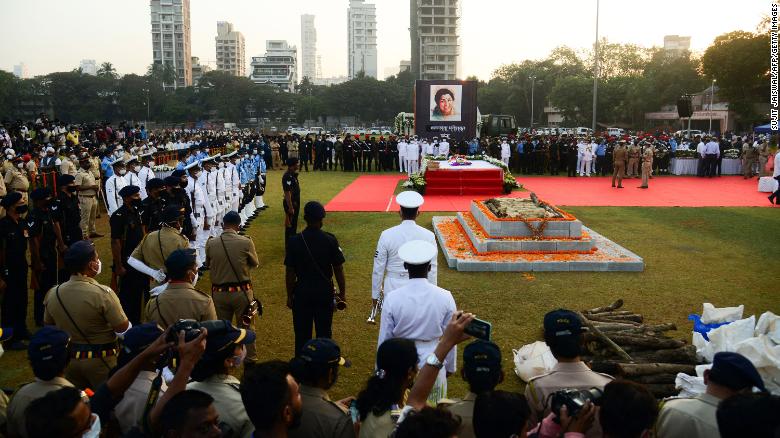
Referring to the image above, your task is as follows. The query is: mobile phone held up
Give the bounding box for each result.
[464,317,492,341]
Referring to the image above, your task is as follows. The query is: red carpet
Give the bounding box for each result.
[325,175,774,212]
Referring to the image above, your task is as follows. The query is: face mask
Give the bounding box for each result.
[131,198,143,209]
[94,259,102,275]
[133,165,141,172]
[244,154,249,159]
[67,185,78,193]
[82,413,101,438]
[118,169,126,175]
[17,162,24,169]
[179,181,188,189]
[15,205,28,214]
[70,155,77,161]
[218,162,224,168]
[149,160,155,167]
[232,346,247,367]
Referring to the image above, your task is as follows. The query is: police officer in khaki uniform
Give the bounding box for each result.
[128,204,190,287]
[43,241,130,390]
[441,340,503,438]
[656,351,766,438]
[524,309,613,438]
[288,338,355,438]
[6,326,74,437]
[74,156,101,238]
[5,156,30,203]
[611,140,627,188]
[206,211,260,363]
[638,144,654,189]
[627,142,641,177]
[187,321,257,438]
[144,248,217,328]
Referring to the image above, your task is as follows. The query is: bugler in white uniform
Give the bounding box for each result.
[377,240,456,404]
[105,157,128,215]
[137,153,156,199]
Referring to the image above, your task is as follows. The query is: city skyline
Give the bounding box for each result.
[0,0,767,82]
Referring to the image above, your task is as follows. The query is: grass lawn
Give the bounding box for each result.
[1,170,778,402]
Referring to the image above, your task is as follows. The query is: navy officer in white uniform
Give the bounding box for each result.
[371,191,438,319]
[377,240,456,404]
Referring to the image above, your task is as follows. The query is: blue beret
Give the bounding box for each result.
[303,201,326,220]
[58,174,76,186]
[298,338,350,367]
[122,323,163,355]
[64,240,96,266]
[30,188,51,201]
[201,320,256,361]
[118,185,140,198]
[28,326,70,363]
[164,176,181,186]
[165,248,197,273]
[710,352,766,392]
[0,192,22,208]
[222,211,241,225]
[146,178,165,190]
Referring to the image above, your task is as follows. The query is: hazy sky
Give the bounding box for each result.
[0,0,768,81]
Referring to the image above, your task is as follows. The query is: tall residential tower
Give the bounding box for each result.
[410,0,461,80]
[215,21,246,77]
[150,0,192,88]
[301,14,317,81]
[347,0,377,79]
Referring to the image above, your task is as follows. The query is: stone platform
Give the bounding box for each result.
[432,199,643,272]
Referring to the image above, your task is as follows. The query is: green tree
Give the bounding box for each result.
[96,62,118,79]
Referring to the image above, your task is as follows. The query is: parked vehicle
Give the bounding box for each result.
[606,127,625,137]
[575,127,593,136]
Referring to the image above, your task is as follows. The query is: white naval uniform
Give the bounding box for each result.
[125,171,143,194]
[438,141,450,158]
[407,142,419,175]
[377,278,457,403]
[372,220,438,300]
[423,141,434,156]
[579,144,593,176]
[590,142,598,173]
[105,174,128,215]
[226,162,241,212]
[575,142,587,176]
[398,141,408,173]
[214,166,227,236]
[187,175,214,266]
[500,141,511,166]
[137,166,156,199]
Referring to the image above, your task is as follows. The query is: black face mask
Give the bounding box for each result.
[130,198,143,209]
[179,181,188,189]
[67,185,78,193]
[15,205,29,214]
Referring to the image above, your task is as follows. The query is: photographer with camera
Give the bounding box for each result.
[284,201,346,355]
[205,210,260,366]
[657,351,766,438]
[144,248,217,328]
[524,309,613,437]
[187,320,257,438]
[439,340,504,438]
[377,240,457,405]
[288,338,355,438]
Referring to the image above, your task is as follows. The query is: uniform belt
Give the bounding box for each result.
[71,342,118,359]
[386,271,409,279]
[212,281,252,293]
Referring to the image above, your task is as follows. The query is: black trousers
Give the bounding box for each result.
[284,203,299,248]
[292,303,333,355]
[1,266,29,339]
[117,266,151,325]
[34,256,59,326]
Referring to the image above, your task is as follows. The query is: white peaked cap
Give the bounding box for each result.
[396,191,424,209]
[398,240,437,265]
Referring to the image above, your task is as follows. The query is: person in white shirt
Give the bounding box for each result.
[590,139,599,174]
[768,150,780,204]
[423,139,433,157]
[371,191,438,324]
[105,158,128,215]
[398,137,408,173]
[136,153,156,199]
[438,137,450,158]
[213,155,228,236]
[696,137,707,177]
[377,240,456,404]
[224,152,242,216]
[186,162,213,267]
[124,156,144,192]
[703,137,721,178]
[500,138,511,166]
[576,138,586,175]
[578,140,593,176]
[407,140,419,176]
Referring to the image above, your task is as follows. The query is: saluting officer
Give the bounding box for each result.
[0,192,31,349]
[128,204,191,287]
[283,158,301,247]
[371,191,438,322]
[43,241,130,389]
[288,338,355,438]
[144,248,217,328]
[110,185,149,324]
[75,156,101,239]
[285,201,346,355]
[206,211,260,364]
[28,188,65,327]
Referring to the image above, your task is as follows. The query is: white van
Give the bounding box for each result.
[607,128,625,137]
[575,127,592,136]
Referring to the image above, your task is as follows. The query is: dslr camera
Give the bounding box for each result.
[549,387,603,419]
[166,319,230,344]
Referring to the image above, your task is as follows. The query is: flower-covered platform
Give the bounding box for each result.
[432,197,644,272]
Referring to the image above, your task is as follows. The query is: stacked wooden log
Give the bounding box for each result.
[579,299,700,398]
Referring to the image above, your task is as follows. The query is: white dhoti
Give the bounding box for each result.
[414,339,447,405]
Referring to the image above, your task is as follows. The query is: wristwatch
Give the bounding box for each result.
[425,354,444,370]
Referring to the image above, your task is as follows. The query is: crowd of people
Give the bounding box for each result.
[0,116,777,438]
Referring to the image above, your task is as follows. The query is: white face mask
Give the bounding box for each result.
[218,162,224,168]
[118,169,127,176]
[82,413,101,438]
[17,162,24,169]
[133,165,141,172]
[193,171,201,178]
[94,259,102,275]
[6,154,12,160]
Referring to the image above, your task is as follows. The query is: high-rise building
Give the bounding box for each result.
[249,40,298,93]
[215,21,246,77]
[80,59,98,76]
[663,35,691,55]
[12,63,28,79]
[301,14,317,81]
[191,56,211,84]
[347,0,377,79]
[410,0,461,80]
[399,60,411,73]
[150,0,192,89]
